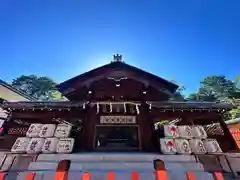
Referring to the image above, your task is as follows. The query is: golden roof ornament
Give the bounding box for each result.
[112,54,123,62]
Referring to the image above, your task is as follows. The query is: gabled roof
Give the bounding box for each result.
[56,61,179,93]
[149,101,235,109]
[0,79,37,101]
[0,100,86,109]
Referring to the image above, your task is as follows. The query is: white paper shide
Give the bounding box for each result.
[160,138,177,154]
[0,108,8,119]
[11,137,31,153]
[189,139,206,154]
[178,126,192,139]
[163,125,179,138]
[175,139,192,154]
[54,124,72,138]
[39,124,56,138]
[56,138,75,153]
[0,119,5,128]
[42,138,59,153]
[203,139,222,153]
[26,124,43,137]
[26,138,44,154]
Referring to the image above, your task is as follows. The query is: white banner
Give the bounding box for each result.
[100,116,136,124]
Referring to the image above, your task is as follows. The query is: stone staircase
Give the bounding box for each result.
[25,153,214,180]
[0,152,238,179]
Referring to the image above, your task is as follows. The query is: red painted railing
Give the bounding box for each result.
[0,171,226,180]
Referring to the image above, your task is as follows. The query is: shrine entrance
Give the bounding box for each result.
[94,116,140,151]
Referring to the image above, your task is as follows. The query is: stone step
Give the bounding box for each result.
[28,162,57,170]
[28,161,204,171]
[36,153,196,163]
[28,161,154,171]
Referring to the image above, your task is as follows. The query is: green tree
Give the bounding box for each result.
[234,74,240,89]
[12,75,67,101]
[187,76,237,102]
[224,75,240,119]
[188,75,240,119]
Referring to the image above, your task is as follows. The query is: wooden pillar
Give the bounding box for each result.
[83,105,96,151]
[138,104,154,152]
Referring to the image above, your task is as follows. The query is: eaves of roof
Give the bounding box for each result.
[0,79,37,101]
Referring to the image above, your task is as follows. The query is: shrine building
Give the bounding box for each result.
[0,54,238,154]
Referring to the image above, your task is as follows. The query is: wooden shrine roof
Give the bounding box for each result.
[149,101,235,110]
[0,100,235,111]
[0,101,87,110]
[0,79,37,101]
[56,61,179,97]
[225,117,240,125]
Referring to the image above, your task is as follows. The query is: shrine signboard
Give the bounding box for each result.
[99,116,136,124]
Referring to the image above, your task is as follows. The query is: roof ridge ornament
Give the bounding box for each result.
[112,54,123,63]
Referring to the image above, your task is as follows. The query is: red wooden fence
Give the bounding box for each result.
[0,171,225,180]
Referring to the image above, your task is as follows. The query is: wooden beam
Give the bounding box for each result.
[10,110,86,121]
[150,110,222,124]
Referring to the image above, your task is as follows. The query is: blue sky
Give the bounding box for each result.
[0,0,239,95]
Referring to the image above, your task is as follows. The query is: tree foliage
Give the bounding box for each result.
[187,76,237,102]
[234,74,240,89]
[11,75,67,101]
[169,80,185,101]
[226,75,240,118]
[187,75,240,119]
